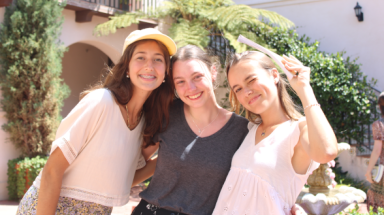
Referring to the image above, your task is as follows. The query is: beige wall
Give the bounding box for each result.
[234,0,384,92]
[338,146,370,182]
[60,9,138,64]
[61,43,109,117]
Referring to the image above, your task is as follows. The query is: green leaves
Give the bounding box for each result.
[94,12,144,37]
[252,26,378,143]
[169,19,210,49]
[7,156,48,199]
[94,0,295,52]
[0,0,69,157]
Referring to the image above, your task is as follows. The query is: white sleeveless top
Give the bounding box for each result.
[33,89,146,207]
[213,118,319,215]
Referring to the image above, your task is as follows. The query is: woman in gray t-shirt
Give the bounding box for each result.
[131,45,249,215]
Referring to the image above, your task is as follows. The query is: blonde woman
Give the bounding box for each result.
[17,28,176,215]
[212,51,338,215]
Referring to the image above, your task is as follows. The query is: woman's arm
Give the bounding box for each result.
[142,142,159,161]
[365,140,382,183]
[36,148,69,215]
[132,156,158,187]
[283,55,338,165]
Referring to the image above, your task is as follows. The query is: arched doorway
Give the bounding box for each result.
[61,42,114,117]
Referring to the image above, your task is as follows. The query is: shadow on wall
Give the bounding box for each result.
[61,43,113,118]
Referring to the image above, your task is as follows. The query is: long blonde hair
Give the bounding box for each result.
[226,51,302,124]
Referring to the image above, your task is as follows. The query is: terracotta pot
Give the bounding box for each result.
[0,0,12,7]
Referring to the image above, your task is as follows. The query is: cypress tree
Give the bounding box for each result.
[0,0,70,157]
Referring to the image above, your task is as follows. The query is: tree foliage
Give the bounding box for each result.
[94,0,294,50]
[0,0,70,157]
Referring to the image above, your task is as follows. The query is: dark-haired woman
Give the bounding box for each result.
[366,92,384,212]
[16,28,177,215]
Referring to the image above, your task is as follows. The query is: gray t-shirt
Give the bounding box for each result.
[140,99,249,215]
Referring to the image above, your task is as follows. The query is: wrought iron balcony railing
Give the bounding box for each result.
[83,0,160,13]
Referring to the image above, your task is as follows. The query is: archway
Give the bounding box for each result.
[61,42,114,117]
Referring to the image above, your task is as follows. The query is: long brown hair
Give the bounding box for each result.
[81,39,174,148]
[226,51,302,124]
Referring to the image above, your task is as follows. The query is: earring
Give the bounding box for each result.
[126,74,129,78]
[162,79,165,83]
[174,90,179,99]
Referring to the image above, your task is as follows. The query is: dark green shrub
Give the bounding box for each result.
[7,156,48,200]
[0,0,70,158]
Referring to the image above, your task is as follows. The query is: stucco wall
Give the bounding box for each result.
[61,43,109,117]
[60,9,138,64]
[234,0,384,92]
[338,147,370,182]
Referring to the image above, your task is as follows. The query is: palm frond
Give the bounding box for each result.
[93,12,145,37]
[169,19,210,49]
[209,5,294,30]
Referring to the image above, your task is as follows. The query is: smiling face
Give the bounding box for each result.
[128,40,166,93]
[228,60,280,115]
[173,59,216,108]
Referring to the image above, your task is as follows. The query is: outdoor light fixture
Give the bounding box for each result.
[354,2,364,22]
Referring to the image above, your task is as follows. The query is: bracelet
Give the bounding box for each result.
[304,103,321,110]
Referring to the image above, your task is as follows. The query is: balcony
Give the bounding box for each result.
[63,0,159,26]
[0,0,158,27]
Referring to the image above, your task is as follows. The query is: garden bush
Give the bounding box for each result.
[0,0,69,158]
[7,156,48,200]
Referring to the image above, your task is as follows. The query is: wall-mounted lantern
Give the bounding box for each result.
[354,2,364,22]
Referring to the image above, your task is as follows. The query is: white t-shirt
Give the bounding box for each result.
[34,88,146,207]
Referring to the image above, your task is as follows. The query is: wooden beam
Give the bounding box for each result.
[138,21,158,30]
[0,0,12,7]
[75,10,95,23]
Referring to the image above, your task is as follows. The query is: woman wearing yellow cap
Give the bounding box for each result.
[16,28,177,215]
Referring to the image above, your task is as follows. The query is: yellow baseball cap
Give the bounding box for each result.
[123,28,177,55]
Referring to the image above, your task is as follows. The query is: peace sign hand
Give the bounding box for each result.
[282,54,312,96]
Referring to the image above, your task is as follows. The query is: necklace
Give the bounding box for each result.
[189,109,220,136]
[125,105,142,129]
[261,129,267,136]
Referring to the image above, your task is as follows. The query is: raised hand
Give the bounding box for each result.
[282,54,311,95]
